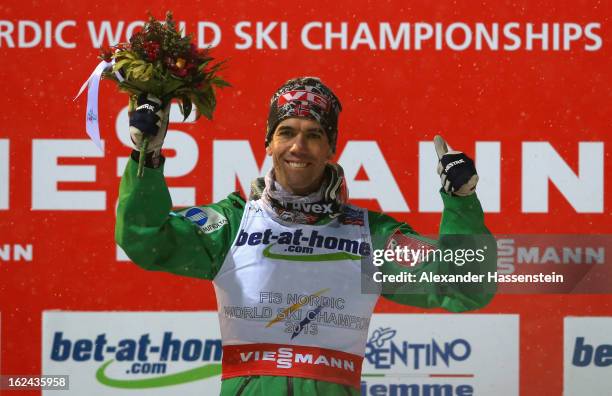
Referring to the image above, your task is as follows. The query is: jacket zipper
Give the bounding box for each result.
[235,376,255,396]
[287,376,294,396]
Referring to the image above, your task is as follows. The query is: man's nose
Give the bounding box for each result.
[289,132,308,152]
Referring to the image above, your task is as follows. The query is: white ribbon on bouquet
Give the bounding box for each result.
[74,59,124,151]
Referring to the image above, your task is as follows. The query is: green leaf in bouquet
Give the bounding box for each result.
[164,11,176,31]
[192,95,208,120]
[131,66,145,79]
[113,58,132,72]
[128,95,138,112]
[152,65,167,82]
[161,77,187,97]
[197,58,213,72]
[178,95,192,121]
[211,77,231,88]
[117,80,163,99]
[113,51,136,61]
[117,85,140,98]
[127,60,148,80]
[193,88,217,120]
[140,63,154,81]
[206,59,227,74]
[207,89,217,108]
[148,64,155,80]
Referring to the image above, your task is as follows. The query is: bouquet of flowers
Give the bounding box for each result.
[98,11,228,176]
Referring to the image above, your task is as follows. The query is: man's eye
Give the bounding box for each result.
[308,132,323,139]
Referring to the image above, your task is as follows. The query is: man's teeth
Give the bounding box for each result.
[287,162,307,168]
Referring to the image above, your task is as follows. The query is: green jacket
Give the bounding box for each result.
[116,158,496,395]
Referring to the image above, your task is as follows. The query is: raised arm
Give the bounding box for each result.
[115,94,244,280]
[372,135,496,312]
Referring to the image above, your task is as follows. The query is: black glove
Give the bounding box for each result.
[129,93,170,154]
[434,135,478,196]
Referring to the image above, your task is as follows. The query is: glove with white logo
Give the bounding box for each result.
[129,93,170,161]
[434,135,478,196]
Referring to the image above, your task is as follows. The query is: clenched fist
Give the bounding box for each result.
[434,135,478,196]
[129,93,170,155]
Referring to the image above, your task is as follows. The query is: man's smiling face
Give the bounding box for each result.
[266,117,333,195]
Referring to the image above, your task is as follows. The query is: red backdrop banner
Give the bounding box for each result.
[0,1,610,395]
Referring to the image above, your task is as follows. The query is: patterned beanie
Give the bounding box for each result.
[266,77,342,152]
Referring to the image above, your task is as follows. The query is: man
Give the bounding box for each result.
[116,77,495,395]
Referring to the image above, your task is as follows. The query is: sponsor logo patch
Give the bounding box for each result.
[564,317,612,395]
[362,314,519,395]
[181,207,228,234]
[235,228,370,261]
[43,312,223,395]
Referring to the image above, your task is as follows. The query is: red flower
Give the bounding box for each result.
[171,68,188,77]
[99,47,113,62]
[143,41,160,61]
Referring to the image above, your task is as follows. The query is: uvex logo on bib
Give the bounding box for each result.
[279,202,333,214]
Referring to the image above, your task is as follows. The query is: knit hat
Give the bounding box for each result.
[266,77,342,152]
